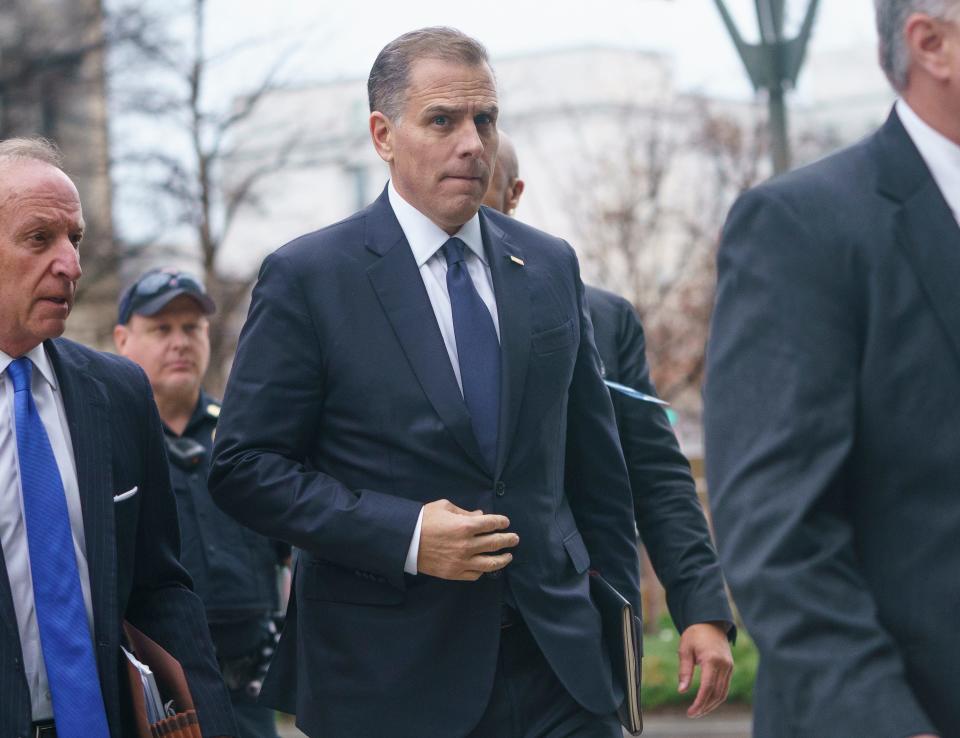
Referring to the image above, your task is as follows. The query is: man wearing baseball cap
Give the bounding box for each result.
[115,268,287,738]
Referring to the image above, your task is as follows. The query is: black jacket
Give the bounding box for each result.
[586,285,732,635]
[165,390,285,623]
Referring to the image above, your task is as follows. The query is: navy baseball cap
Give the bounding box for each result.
[117,268,217,325]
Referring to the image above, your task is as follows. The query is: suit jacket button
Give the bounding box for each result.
[495,481,506,497]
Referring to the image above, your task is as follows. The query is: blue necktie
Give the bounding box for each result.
[7,358,110,738]
[443,238,501,472]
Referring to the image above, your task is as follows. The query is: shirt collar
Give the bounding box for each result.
[896,98,960,221]
[388,180,486,268]
[0,343,59,391]
[164,390,214,437]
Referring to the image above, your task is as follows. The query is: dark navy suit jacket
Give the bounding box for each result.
[0,338,235,738]
[585,286,732,635]
[706,110,960,737]
[209,190,640,738]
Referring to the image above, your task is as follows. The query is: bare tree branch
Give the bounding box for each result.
[106,0,313,393]
[560,96,771,412]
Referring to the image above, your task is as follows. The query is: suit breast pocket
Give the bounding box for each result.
[531,319,574,355]
[303,560,404,607]
[113,482,140,559]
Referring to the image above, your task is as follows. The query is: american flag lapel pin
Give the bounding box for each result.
[509,255,525,266]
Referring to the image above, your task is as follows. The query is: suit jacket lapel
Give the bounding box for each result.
[0,356,30,649]
[364,192,489,474]
[45,340,117,651]
[0,552,20,654]
[482,213,530,477]
[877,112,960,368]
[0,361,20,646]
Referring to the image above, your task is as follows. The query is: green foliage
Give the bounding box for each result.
[640,615,757,708]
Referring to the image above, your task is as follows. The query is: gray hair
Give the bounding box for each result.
[368,27,490,120]
[0,137,63,168]
[875,0,960,89]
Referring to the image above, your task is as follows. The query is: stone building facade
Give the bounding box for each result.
[0,0,115,347]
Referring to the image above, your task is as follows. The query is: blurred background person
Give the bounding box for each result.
[114,268,287,738]
[484,133,735,719]
[705,1,960,736]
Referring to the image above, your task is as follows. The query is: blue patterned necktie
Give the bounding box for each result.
[7,358,110,738]
[442,237,501,472]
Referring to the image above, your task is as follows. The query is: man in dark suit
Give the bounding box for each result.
[0,137,236,738]
[209,26,640,738]
[484,133,735,719]
[704,2,960,736]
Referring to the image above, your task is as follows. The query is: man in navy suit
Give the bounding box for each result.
[0,137,236,737]
[210,26,640,738]
[705,2,960,736]
[484,133,735,720]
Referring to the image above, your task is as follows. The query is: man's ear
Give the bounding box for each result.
[506,178,525,215]
[905,13,955,82]
[370,112,395,163]
[113,324,128,354]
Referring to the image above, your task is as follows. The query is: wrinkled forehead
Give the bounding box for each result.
[0,160,83,223]
[403,58,498,110]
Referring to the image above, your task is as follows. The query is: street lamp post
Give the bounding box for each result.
[713,0,820,174]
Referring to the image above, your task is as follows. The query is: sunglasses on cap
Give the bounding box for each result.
[118,269,215,325]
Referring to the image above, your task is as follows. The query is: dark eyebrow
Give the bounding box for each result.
[422,104,499,119]
[423,105,461,118]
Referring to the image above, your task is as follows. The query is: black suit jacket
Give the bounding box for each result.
[585,286,732,634]
[209,190,640,738]
[0,338,235,738]
[705,109,959,736]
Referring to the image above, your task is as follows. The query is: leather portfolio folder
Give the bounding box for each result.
[123,620,203,738]
[589,571,643,735]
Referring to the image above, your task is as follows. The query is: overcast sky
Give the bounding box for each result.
[111,0,885,244]
[202,0,880,102]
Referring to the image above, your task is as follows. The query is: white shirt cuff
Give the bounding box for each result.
[403,506,424,575]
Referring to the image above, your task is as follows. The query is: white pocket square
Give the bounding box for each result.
[113,486,138,503]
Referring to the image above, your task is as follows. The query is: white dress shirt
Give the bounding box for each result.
[897,98,960,226]
[387,182,502,575]
[0,344,95,721]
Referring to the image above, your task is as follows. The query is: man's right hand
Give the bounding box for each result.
[417,499,519,580]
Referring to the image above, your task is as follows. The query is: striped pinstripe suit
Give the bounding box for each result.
[0,338,235,738]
